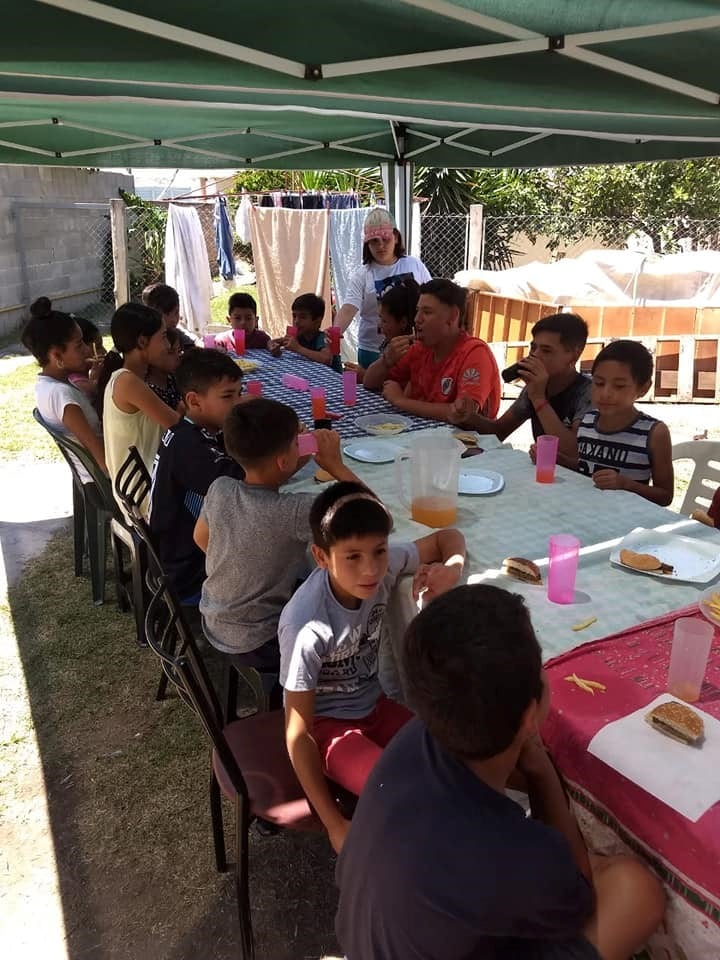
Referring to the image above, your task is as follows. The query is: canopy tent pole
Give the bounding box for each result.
[382,122,413,250]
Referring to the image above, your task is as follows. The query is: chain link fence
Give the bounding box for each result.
[12,200,116,325]
[419,213,469,278]
[482,214,720,271]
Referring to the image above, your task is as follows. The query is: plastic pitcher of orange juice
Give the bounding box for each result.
[395,434,462,527]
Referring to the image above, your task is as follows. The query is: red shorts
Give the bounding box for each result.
[313,696,412,796]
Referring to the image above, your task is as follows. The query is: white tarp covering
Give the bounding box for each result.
[456,249,720,307]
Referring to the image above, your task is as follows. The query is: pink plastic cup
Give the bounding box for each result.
[667,617,713,702]
[343,370,357,405]
[286,325,298,338]
[297,432,318,456]
[245,380,262,397]
[547,534,580,604]
[328,326,342,355]
[202,334,216,349]
[310,386,326,421]
[536,434,559,484]
[232,329,246,355]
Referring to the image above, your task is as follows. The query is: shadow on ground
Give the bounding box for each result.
[4,529,340,960]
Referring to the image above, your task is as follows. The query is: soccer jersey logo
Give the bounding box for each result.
[462,368,480,383]
[440,377,454,395]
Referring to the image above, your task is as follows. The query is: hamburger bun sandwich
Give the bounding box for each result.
[645,700,704,746]
[502,557,542,585]
[620,549,673,575]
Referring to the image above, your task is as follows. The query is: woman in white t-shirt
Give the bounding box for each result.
[95,302,180,513]
[22,297,106,483]
[335,207,431,368]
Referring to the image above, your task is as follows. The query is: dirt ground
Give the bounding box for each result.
[1,337,717,960]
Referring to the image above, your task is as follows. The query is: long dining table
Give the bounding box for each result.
[252,348,720,958]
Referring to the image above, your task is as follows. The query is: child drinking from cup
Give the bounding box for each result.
[571,340,674,506]
[193,399,362,697]
[22,296,106,476]
[275,293,343,373]
[214,292,282,356]
[280,481,465,852]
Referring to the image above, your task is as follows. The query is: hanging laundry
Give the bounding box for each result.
[234,195,252,244]
[248,206,331,340]
[214,196,236,280]
[165,204,213,334]
[329,207,369,361]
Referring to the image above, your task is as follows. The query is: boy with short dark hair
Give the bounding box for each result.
[142,282,198,352]
[279,481,465,853]
[450,312,591,460]
[214,291,281,355]
[149,348,245,602]
[193,399,360,672]
[336,584,665,960]
[279,293,343,373]
[573,339,674,506]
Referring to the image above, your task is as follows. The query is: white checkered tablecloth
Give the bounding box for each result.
[239,349,441,438]
[285,427,720,664]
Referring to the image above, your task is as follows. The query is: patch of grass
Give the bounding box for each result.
[0,358,59,463]
[4,530,338,959]
[209,284,257,326]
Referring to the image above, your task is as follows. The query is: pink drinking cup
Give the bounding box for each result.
[536,434,559,484]
[297,432,318,456]
[547,534,580,604]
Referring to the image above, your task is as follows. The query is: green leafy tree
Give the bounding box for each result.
[546,160,720,252]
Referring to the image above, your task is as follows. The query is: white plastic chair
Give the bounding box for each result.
[671,441,720,516]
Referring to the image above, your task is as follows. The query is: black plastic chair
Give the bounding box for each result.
[33,408,132,609]
[144,578,320,959]
[116,446,268,711]
[114,447,153,646]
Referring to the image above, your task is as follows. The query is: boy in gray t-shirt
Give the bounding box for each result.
[280,481,466,854]
[193,398,361,674]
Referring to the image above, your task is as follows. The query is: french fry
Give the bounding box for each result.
[572,616,597,632]
[563,673,606,694]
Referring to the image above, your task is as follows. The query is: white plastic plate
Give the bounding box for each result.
[610,527,720,584]
[343,439,405,464]
[458,468,505,496]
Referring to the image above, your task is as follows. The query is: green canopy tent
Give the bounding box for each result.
[4,0,720,233]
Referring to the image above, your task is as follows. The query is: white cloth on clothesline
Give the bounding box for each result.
[235,196,252,244]
[248,206,332,339]
[329,207,369,362]
[164,203,212,334]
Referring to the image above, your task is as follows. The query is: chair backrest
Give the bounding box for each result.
[144,578,250,802]
[33,407,117,515]
[672,440,720,516]
[115,445,152,515]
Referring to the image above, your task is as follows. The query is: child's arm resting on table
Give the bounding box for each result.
[412,528,466,603]
[284,689,350,853]
[285,336,333,367]
[592,421,674,507]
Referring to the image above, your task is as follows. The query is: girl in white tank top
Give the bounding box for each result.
[96,302,180,514]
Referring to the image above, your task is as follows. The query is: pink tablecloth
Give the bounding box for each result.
[543,605,720,955]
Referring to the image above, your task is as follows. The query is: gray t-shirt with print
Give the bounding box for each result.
[508,373,592,440]
[279,543,419,719]
[199,476,315,655]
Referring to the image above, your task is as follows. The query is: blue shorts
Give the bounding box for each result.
[358,347,381,369]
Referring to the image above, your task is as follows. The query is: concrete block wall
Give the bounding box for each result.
[0,166,134,337]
